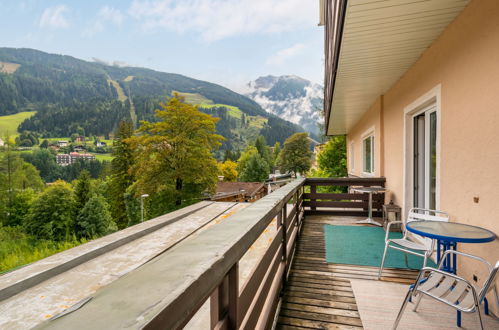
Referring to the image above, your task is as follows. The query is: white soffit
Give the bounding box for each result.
[328,0,469,135]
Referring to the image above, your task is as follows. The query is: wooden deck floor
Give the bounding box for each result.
[276,215,419,329]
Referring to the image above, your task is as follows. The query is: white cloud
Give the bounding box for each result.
[98,6,124,26]
[266,43,305,66]
[128,0,317,42]
[82,6,124,38]
[39,5,70,29]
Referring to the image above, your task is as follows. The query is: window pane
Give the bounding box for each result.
[429,112,437,209]
[363,136,372,173]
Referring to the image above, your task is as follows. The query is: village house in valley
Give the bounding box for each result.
[56,152,96,166]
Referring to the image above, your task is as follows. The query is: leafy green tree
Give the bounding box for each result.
[317,136,347,177]
[13,162,44,191]
[4,189,36,227]
[40,139,49,148]
[254,135,271,164]
[0,138,44,225]
[21,149,60,182]
[25,181,75,241]
[278,132,312,176]
[272,142,281,168]
[0,136,18,220]
[219,161,238,182]
[237,146,257,173]
[129,95,223,206]
[124,187,141,227]
[109,121,135,229]
[239,152,270,182]
[76,195,116,238]
[74,170,92,211]
[15,131,38,147]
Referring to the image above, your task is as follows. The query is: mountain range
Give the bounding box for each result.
[0,48,305,153]
[245,75,323,136]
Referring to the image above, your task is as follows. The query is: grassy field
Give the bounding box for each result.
[200,104,244,119]
[0,227,86,274]
[0,111,37,137]
[124,75,134,82]
[44,137,113,144]
[173,91,214,105]
[107,79,127,102]
[0,61,20,74]
[93,153,113,161]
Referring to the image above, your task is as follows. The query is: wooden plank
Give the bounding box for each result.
[277,316,362,329]
[284,290,356,304]
[283,296,358,311]
[279,308,362,327]
[303,193,384,201]
[286,286,354,298]
[304,177,385,186]
[303,201,383,209]
[304,210,383,217]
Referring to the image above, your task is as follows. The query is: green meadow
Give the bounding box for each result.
[0,111,37,138]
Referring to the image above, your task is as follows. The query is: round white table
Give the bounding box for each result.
[351,187,387,226]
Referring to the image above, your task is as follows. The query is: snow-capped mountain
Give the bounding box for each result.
[245,75,323,136]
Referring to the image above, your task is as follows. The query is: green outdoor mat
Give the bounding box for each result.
[324,225,436,269]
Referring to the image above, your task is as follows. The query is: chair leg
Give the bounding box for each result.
[475,301,484,330]
[392,288,412,330]
[379,243,389,279]
[413,292,423,312]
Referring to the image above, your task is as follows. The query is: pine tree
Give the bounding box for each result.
[109,121,135,229]
[272,142,281,169]
[239,152,269,182]
[76,195,116,238]
[74,170,92,211]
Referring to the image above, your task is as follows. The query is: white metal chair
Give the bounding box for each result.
[378,208,449,279]
[392,250,499,329]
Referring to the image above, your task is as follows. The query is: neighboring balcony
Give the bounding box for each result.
[1,178,497,329]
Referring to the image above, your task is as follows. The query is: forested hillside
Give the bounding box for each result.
[0,48,303,149]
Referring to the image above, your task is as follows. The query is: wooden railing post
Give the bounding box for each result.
[210,263,239,330]
[228,263,239,329]
[310,184,316,211]
[295,190,300,227]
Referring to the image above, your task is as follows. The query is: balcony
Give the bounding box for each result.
[1,178,497,329]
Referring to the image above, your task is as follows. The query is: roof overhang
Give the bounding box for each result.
[324,0,470,135]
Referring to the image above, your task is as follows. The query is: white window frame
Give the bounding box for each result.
[361,127,375,176]
[403,84,441,217]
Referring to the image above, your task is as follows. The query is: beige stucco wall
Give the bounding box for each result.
[346,97,383,178]
[345,0,499,311]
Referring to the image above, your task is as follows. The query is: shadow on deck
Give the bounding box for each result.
[276,215,418,329]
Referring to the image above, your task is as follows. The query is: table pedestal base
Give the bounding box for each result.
[356,218,382,226]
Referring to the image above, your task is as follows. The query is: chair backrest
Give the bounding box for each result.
[406,208,449,225]
[479,261,499,302]
[404,208,449,248]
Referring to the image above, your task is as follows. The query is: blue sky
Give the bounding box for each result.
[0,0,323,91]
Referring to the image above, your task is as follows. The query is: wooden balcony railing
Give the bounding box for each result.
[40,177,385,330]
[304,177,386,217]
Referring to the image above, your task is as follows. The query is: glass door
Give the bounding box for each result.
[413,106,437,209]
